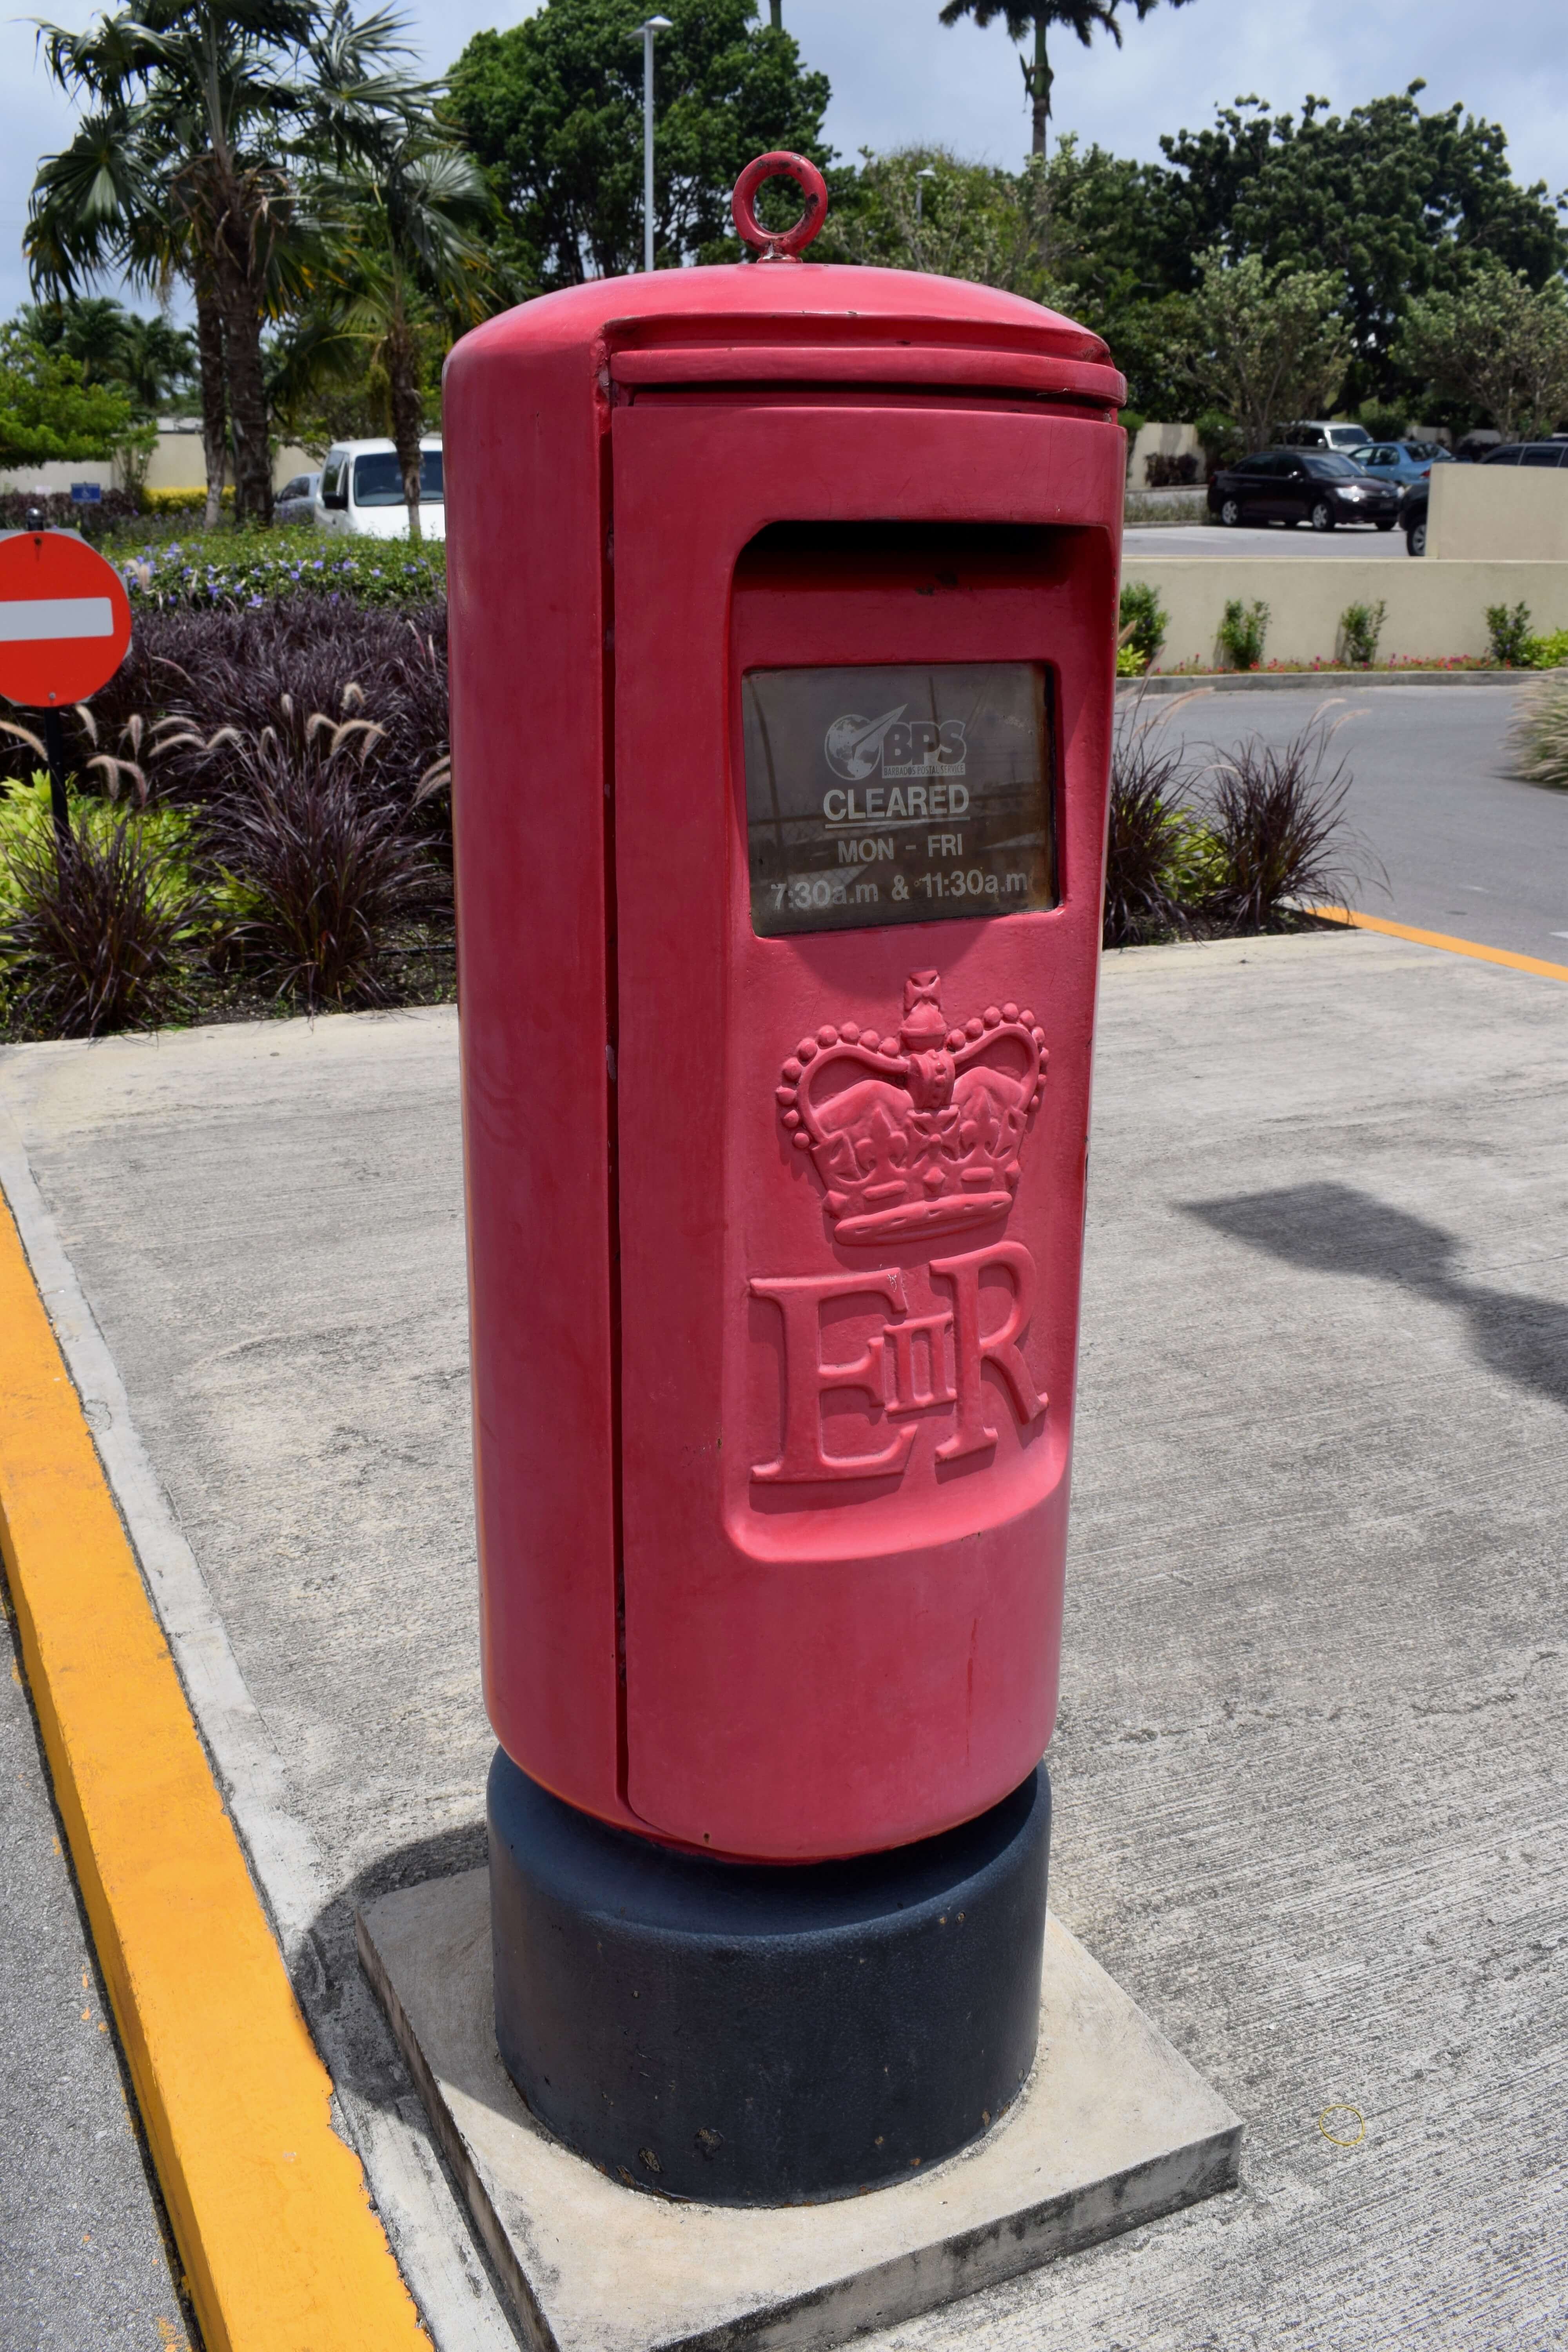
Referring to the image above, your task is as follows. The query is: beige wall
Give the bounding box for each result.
[1121,556,1568,670]
[1427,464,1568,560]
[1128,421,1203,485]
[2,429,316,499]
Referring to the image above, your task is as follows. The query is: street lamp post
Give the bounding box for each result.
[638,16,673,274]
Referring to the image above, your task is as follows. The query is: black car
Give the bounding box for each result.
[1207,449,1403,532]
[1402,440,1568,555]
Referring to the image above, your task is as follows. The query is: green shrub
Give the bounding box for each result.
[1118,581,1167,672]
[1195,407,1243,475]
[1486,601,1533,666]
[1217,598,1269,671]
[1524,627,1568,669]
[1508,672,1568,791]
[118,527,446,610]
[1337,599,1387,668]
[1357,405,1406,443]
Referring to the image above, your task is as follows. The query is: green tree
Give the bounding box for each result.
[447,0,831,285]
[1154,87,1568,407]
[18,297,197,414]
[0,323,136,464]
[1182,249,1349,450]
[27,0,419,524]
[936,1,1196,160]
[816,147,1038,289]
[1396,260,1568,441]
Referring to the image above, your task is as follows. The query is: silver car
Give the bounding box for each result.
[275,470,321,526]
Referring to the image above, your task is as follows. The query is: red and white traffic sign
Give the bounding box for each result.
[0,526,133,708]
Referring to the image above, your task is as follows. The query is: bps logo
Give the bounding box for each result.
[824,705,966,784]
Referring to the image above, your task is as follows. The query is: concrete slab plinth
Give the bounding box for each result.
[357,1869,1241,2352]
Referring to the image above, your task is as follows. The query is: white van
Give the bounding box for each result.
[314,438,445,540]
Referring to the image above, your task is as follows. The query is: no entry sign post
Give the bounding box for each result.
[0,519,134,849]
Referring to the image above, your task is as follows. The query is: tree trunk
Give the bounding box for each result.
[216,259,273,526]
[195,278,229,532]
[385,312,425,546]
[1024,15,1052,158]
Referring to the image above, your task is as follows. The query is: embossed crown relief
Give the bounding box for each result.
[750,973,1049,1489]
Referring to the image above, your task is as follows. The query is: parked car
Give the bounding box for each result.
[274,469,321,525]
[1274,420,1373,453]
[314,438,445,539]
[1350,439,1454,488]
[1478,441,1568,467]
[1207,449,1402,531]
[1405,440,1568,554]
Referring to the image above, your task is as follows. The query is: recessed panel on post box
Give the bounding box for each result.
[609,403,1119,1861]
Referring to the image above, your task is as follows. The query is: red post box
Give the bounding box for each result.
[446,156,1124,2206]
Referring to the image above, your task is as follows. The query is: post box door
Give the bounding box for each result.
[611,387,1120,1859]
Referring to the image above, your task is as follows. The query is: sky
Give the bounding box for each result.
[2,0,1565,320]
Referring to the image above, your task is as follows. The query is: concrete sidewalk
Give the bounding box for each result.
[1,929,1564,2349]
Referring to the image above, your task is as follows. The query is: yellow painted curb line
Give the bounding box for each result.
[0,1194,428,2352]
[1316,905,1568,984]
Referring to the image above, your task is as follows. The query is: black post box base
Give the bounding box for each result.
[487,1750,1051,2207]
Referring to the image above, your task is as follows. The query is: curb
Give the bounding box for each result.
[1314,907,1568,983]
[0,1190,432,2352]
[1117,669,1535,696]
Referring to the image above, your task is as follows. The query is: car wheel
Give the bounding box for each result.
[1310,501,1335,532]
[1219,497,1242,526]
[1406,519,1426,558]
[1375,518,1396,532]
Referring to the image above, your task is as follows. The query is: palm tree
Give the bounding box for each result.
[18,297,196,413]
[118,312,200,414]
[17,295,131,383]
[27,97,235,523]
[295,128,501,539]
[937,0,1196,158]
[27,0,418,524]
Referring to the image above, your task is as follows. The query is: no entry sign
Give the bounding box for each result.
[0,526,132,708]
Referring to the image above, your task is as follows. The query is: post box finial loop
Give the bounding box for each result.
[732,151,829,263]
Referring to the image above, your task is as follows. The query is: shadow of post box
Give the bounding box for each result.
[446,154,1125,2207]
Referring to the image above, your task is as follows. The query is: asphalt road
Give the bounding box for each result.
[1140,680,1567,959]
[0,1590,193,2352]
[1125,521,1413,557]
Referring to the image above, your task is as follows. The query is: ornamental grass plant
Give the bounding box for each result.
[1203,714,1369,933]
[1508,671,1568,791]
[0,598,452,1036]
[1105,697,1370,947]
[199,733,445,1009]
[0,811,209,1037]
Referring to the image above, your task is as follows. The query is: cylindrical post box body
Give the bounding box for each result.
[446,262,1123,1869]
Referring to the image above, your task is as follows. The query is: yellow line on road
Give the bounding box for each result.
[0,1196,428,2352]
[1316,905,1568,984]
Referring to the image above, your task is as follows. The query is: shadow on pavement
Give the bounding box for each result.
[1184,1180,1568,1415]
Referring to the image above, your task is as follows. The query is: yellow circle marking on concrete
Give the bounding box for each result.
[0,1197,430,2352]
[1317,2103,1366,2148]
